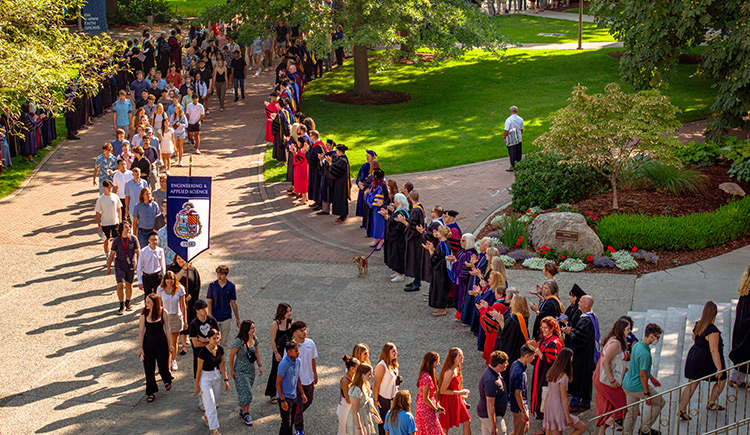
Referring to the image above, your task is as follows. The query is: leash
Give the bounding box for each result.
[364,244,381,260]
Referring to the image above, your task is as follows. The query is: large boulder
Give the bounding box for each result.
[528,212,604,255]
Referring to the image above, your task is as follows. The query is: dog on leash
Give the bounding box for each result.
[354,256,369,277]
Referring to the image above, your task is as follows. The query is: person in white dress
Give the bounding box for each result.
[159,119,175,174]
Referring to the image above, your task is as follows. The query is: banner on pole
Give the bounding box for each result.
[82,0,108,33]
[166,176,211,262]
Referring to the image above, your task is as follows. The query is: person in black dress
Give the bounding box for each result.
[730,265,750,387]
[425,226,453,317]
[679,301,727,419]
[264,303,293,401]
[383,193,409,282]
[169,254,201,356]
[138,293,173,402]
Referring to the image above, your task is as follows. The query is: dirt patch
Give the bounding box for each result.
[321,90,412,106]
[608,51,702,65]
[477,165,750,274]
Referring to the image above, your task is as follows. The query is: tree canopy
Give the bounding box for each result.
[591,0,750,135]
[0,0,117,125]
[202,0,506,96]
[534,83,681,209]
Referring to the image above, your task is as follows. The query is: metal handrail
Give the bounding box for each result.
[702,417,750,435]
[586,359,750,434]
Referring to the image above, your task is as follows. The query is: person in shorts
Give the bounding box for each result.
[106,222,140,315]
[95,180,122,258]
[186,93,205,154]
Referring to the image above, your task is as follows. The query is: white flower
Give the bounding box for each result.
[500,255,516,266]
[522,257,555,270]
[560,258,586,272]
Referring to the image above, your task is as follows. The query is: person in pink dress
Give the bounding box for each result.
[438,347,472,434]
[416,351,444,435]
[264,94,280,143]
[292,138,309,205]
[542,348,587,435]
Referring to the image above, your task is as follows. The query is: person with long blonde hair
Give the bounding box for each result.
[679,301,727,418]
[438,347,471,434]
[374,343,400,435]
[339,355,361,435]
[156,270,187,370]
[353,343,372,366]
[415,351,443,435]
[477,274,510,364]
[384,390,416,435]
[169,104,188,167]
[496,294,530,388]
[347,363,381,435]
[730,265,750,387]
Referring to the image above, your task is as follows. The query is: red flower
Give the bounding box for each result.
[532,214,537,217]
[516,236,523,247]
[632,246,638,252]
[608,246,616,253]
[592,216,597,221]
[586,255,594,262]
[560,255,566,259]
[588,212,593,215]
[526,209,531,213]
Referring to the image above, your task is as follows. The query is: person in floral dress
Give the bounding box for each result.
[416,351,444,434]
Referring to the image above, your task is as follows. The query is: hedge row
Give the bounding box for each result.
[596,197,750,251]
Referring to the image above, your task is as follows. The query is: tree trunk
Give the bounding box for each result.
[352,45,372,97]
[610,175,619,209]
[400,28,412,55]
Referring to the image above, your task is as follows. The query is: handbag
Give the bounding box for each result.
[599,349,625,385]
[244,342,258,364]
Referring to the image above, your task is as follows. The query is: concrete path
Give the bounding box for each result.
[519,41,622,49]
[516,9,596,22]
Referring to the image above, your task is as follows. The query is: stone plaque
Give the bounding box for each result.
[555,229,579,242]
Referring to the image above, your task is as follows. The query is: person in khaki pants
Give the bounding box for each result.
[622,323,665,435]
[207,265,240,351]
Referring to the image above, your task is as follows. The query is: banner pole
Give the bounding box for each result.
[189,155,193,177]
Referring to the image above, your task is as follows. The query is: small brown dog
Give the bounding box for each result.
[353,256,369,277]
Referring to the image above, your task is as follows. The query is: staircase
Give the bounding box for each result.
[616,300,750,435]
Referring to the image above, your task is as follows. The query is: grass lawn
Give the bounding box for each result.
[493,15,613,44]
[262,47,715,182]
[166,0,226,17]
[0,118,67,198]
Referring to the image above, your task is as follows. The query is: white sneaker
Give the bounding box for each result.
[171,360,178,371]
[195,149,201,155]
[254,70,260,76]
[178,160,183,167]
[390,272,398,278]
[391,274,405,282]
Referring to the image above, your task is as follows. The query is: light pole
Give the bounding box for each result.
[577,0,583,49]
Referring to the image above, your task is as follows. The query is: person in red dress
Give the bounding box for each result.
[416,351,444,435]
[438,347,472,434]
[477,272,511,365]
[292,138,309,204]
[264,94,280,143]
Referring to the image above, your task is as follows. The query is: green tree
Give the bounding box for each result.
[0,0,117,126]
[202,0,505,97]
[534,83,681,210]
[591,0,750,134]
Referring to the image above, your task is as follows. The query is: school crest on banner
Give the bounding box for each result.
[167,177,211,262]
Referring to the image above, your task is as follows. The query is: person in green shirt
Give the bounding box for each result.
[622,323,664,435]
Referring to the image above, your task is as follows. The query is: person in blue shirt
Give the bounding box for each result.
[384,390,416,435]
[276,341,307,435]
[622,323,664,435]
[509,344,535,435]
[206,265,240,350]
[111,90,133,134]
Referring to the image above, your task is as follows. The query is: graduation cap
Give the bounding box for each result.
[336,144,349,152]
[373,168,385,178]
[446,210,459,217]
[366,150,377,157]
[569,284,586,300]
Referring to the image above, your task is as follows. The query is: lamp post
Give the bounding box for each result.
[577,0,583,49]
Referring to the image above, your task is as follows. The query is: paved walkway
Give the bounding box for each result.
[516,9,596,22]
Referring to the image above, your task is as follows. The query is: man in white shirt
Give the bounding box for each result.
[112,159,132,222]
[186,93,206,155]
[285,321,318,432]
[503,105,524,172]
[94,180,122,259]
[136,230,166,295]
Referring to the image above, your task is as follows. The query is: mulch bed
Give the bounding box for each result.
[608,51,702,64]
[477,165,750,275]
[321,90,412,106]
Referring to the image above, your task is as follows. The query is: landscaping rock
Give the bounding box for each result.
[528,212,604,255]
[719,182,746,197]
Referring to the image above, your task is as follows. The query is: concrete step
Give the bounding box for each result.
[658,307,688,390]
[647,309,668,377]
[717,302,732,362]
[629,310,647,337]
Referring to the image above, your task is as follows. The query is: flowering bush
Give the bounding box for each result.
[500,255,516,267]
[495,244,510,255]
[526,206,542,216]
[507,249,537,262]
[499,216,530,250]
[560,258,586,272]
[615,255,638,271]
[586,211,599,227]
[491,214,510,228]
[592,255,616,268]
[522,257,556,270]
[556,203,579,213]
[631,250,659,264]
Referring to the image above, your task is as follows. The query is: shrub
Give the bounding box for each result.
[522,257,556,270]
[675,140,722,166]
[591,255,616,268]
[499,216,529,250]
[721,137,750,164]
[728,160,750,183]
[511,151,609,211]
[109,0,173,25]
[596,197,750,251]
[631,251,659,264]
[491,214,510,228]
[611,250,639,270]
[635,161,708,196]
[560,258,586,272]
[556,203,579,213]
[507,249,537,262]
[500,255,516,267]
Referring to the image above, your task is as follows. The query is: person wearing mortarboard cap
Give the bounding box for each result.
[323,144,351,223]
[355,150,378,228]
[443,210,462,254]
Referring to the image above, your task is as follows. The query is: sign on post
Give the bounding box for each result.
[81,0,108,33]
[167,176,212,262]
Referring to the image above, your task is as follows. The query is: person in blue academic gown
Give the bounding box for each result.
[356,150,376,226]
[365,168,388,249]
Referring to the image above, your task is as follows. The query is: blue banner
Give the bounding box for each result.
[82,0,108,33]
[167,176,212,262]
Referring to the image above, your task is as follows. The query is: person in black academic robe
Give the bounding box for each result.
[403,198,425,292]
[530,281,565,341]
[564,284,586,348]
[383,201,408,275]
[355,151,375,224]
[142,35,156,75]
[306,134,326,207]
[324,144,351,222]
[426,227,454,316]
[495,302,530,388]
[419,209,445,285]
[271,100,291,162]
[566,300,598,410]
[729,271,750,385]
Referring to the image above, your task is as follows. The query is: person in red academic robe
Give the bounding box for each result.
[264,93,280,143]
[477,272,510,365]
[292,137,309,204]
